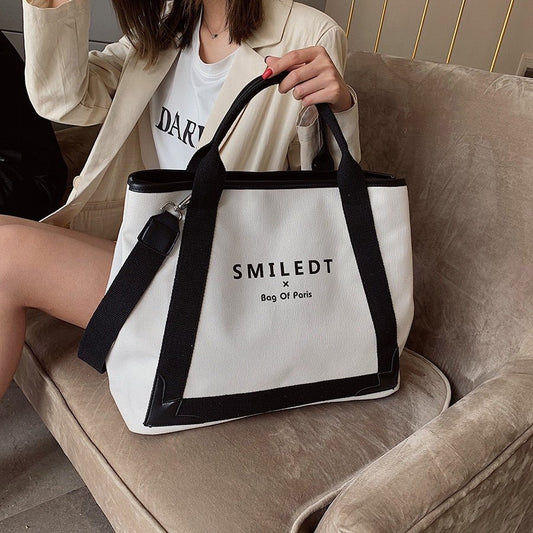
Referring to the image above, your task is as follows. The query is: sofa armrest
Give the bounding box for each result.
[316,357,533,532]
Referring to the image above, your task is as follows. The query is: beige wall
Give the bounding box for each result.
[325,0,533,75]
[2,0,528,74]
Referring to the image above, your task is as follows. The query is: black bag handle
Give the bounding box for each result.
[187,72,350,177]
[184,73,367,222]
[312,112,335,172]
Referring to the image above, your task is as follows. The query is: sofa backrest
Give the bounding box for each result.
[344,51,533,400]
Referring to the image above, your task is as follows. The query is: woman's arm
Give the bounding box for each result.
[23,0,130,126]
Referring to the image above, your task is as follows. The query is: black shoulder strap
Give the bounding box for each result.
[78,211,180,372]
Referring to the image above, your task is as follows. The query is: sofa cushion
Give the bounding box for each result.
[17,311,450,533]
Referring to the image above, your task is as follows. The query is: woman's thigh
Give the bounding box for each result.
[0,216,114,328]
[0,214,115,252]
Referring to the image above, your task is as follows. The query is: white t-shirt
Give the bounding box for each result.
[140,21,237,170]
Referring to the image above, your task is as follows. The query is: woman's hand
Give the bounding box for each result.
[263,47,353,113]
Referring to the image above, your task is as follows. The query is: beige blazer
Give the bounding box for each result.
[23,0,360,239]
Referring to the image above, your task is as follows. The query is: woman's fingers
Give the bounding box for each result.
[265,47,326,74]
[278,61,323,94]
[264,47,352,112]
[290,77,344,108]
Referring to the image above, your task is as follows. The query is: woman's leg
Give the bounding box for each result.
[0,216,115,397]
[0,214,115,250]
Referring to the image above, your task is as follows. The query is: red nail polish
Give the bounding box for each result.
[262,67,273,80]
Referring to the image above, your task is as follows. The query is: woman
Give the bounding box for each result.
[0,0,360,397]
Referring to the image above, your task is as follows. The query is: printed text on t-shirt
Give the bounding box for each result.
[154,106,205,148]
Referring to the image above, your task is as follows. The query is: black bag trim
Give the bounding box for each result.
[127,169,405,193]
[145,349,399,426]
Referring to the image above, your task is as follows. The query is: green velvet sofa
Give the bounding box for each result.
[15,51,533,532]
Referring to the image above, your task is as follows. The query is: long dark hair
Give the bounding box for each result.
[111,0,264,64]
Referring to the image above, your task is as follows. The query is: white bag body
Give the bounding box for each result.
[79,75,413,434]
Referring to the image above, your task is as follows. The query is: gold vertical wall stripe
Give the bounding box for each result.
[374,0,389,53]
[412,0,431,59]
[490,0,515,72]
[346,0,357,38]
[447,0,467,64]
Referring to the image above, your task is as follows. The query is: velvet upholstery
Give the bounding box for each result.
[17,312,448,533]
[317,359,533,532]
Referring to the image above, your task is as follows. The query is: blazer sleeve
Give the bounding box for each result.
[23,0,130,126]
[289,25,361,170]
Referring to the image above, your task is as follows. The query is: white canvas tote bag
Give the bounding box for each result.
[79,73,413,434]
